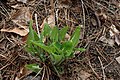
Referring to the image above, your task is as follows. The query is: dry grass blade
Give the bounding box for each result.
[98,56,106,80]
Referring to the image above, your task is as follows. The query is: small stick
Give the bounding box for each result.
[31,67,43,80]
[80,0,85,38]
[98,56,106,80]
[35,13,40,38]
[88,61,101,80]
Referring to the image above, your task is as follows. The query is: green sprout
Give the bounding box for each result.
[25,20,85,75]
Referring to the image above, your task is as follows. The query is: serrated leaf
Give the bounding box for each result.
[43,23,51,36]
[62,41,73,57]
[26,64,41,73]
[50,27,59,42]
[70,27,80,47]
[50,53,63,65]
[25,20,39,55]
[26,20,39,44]
[25,44,36,56]
[50,42,62,54]
[62,41,73,51]
[59,26,68,41]
[31,41,55,54]
[74,48,86,52]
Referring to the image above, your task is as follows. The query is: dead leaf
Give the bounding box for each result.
[99,36,115,46]
[99,36,108,44]
[17,0,27,3]
[15,65,32,80]
[40,15,55,29]
[116,56,120,64]
[109,24,120,45]
[91,18,97,26]
[11,7,31,30]
[1,27,28,36]
[11,4,20,9]
[79,70,91,80]
[1,7,32,36]
[110,24,119,34]
[115,33,120,45]
[107,39,115,46]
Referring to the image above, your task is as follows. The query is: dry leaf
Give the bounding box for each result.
[40,15,55,29]
[116,56,120,64]
[15,65,32,80]
[11,4,20,9]
[110,24,119,34]
[115,33,120,45]
[79,70,91,80]
[99,36,114,46]
[17,0,27,3]
[1,27,28,36]
[91,18,97,26]
[99,36,108,43]
[109,24,120,45]
[1,7,32,36]
[11,7,31,30]
[107,39,115,46]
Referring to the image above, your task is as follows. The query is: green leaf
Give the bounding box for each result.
[43,23,51,36]
[26,20,39,45]
[50,42,62,54]
[70,27,80,47]
[59,26,68,41]
[31,41,55,54]
[50,27,59,42]
[25,20,40,55]
[26,64,41,73]
[62,41,73,57]
[25,44,36,55]
[74,48,86,52]
[62,41,73,51]
[50,53,63,65]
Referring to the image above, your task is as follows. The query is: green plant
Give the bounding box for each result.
[25,20,85,74]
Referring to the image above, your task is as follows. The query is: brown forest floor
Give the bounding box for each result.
[0,0,120,80]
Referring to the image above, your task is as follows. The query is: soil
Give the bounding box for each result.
[0,0,120,80]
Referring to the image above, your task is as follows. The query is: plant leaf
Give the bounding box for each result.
[43,23,51,36]
[26,20,39,45]
[59,26,68,41]
[62,41,73,57]
[26,64,41,73]
[25,20,40,55]
[31,41,55,54]
[50,27,59,42]
[50,53,63,65]
[74,48,86,52]
[70,27,80,47]
[50,42,62,54]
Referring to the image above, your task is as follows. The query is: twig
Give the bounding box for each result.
[50,0,54,15]
[35,13,40,38]
[31,67,43,80]
[98,56,106,80]
[80,0,85,38]
[0,2,11,18]
[64,9,68,24]
[88,61,101,80]
[95,46,107,62]
[46,67,50,80]
[54,0,59,25]
[0,55,18,71]
[0,54,7,59]
[91,0,115,15]
[41,66,46,80]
